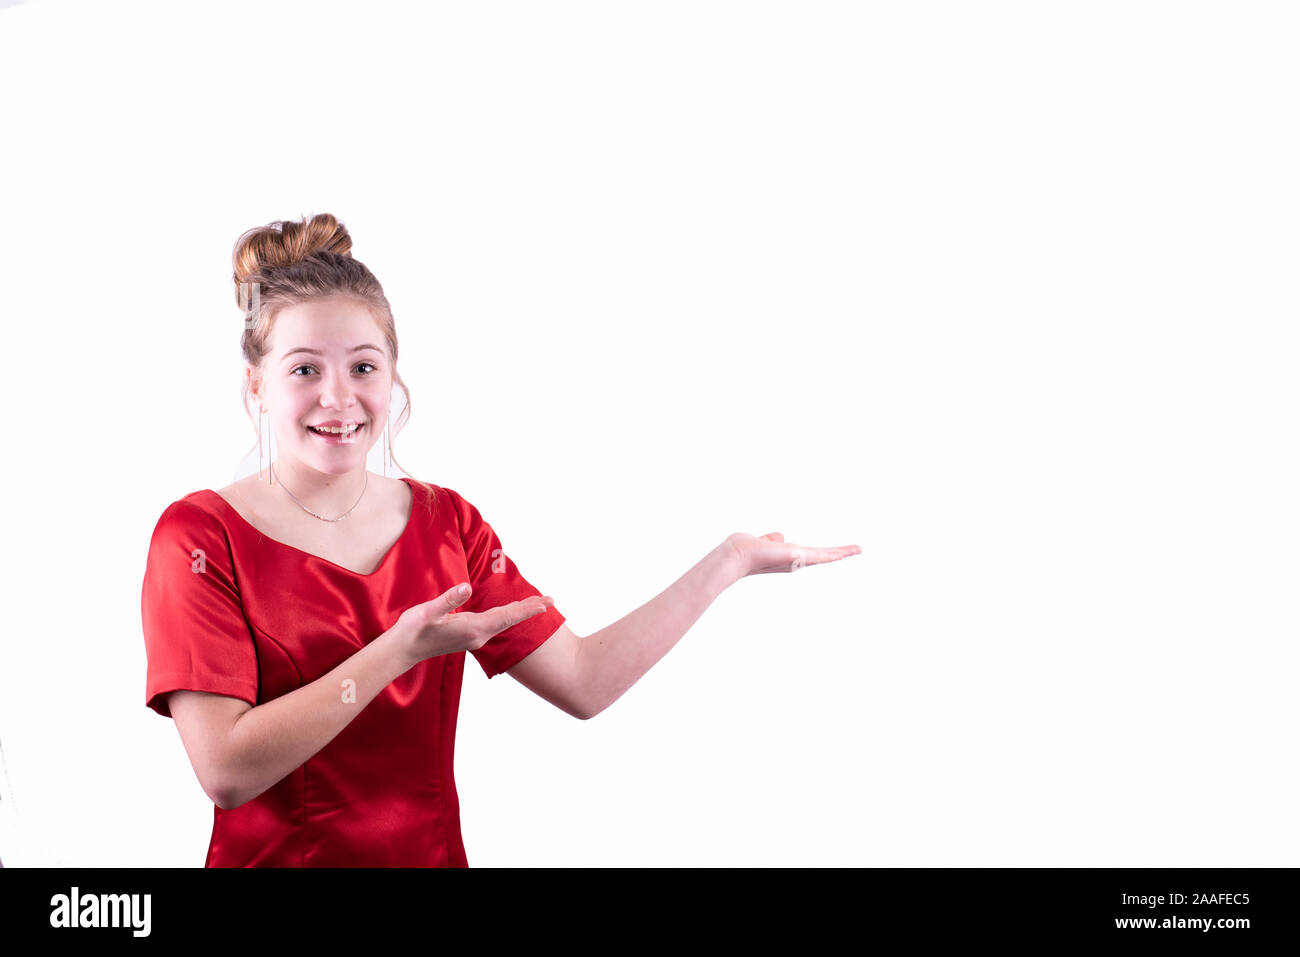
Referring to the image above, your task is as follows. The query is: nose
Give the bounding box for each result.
[318,368,360,412]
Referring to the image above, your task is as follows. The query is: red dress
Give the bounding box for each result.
[140,477,566,867]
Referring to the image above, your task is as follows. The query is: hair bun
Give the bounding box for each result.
[232,212,353,288]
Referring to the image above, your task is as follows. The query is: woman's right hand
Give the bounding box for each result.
[390,583,555,668]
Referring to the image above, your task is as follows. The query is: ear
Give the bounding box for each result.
[245,366,264,410]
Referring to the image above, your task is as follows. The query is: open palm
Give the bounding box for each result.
[725,531,861,578]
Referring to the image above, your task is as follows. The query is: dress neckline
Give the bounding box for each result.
[201,475,417,578]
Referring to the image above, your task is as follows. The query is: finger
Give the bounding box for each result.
[761,532,784,542]
[801,545,862,565]
[439,582,472,614]
[480,595,554,636]
[784,544,860,570]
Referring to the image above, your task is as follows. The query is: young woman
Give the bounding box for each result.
[141,212,861,866]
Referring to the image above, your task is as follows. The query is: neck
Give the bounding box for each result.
[266,460,370,520]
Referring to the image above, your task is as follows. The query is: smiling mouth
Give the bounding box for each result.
[306,423,364,436]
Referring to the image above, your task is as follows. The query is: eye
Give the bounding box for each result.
[290,363,378,376]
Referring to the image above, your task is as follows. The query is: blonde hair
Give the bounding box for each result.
[232,212,435,505]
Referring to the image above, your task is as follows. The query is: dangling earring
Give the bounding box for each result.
[384,407,392,477]
[260,403,276,485]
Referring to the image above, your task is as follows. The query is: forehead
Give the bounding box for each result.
[270,298,383,352]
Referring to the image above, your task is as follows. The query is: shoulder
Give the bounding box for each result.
[153,490,224,532]
[399,479,488,540]
[143,492,240,587]
[421,482,480,524]
[146,488,235,559]
[397,476,456,516]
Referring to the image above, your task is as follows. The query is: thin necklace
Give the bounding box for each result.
[269,463,368,522]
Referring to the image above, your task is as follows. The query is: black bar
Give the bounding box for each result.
[1,866,1292,945]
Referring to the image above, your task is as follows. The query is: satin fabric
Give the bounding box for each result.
[141,477,566,867]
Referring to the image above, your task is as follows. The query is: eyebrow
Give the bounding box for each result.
[281,344,384,360]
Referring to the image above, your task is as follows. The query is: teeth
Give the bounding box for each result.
[310,423,360,434]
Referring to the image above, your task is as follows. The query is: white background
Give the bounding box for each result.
[0,0,1295,867]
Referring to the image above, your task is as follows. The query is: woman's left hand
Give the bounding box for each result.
[724,532,862,580]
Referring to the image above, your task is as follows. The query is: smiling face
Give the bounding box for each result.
[249,296,392,479]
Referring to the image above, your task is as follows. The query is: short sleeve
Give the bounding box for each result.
[443,487,567,679]
[141,499,259,718]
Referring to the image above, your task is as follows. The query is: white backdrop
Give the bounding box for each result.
[0,0,1295,867]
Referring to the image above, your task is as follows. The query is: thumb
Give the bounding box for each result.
[761,532,784,542]
[445,582,472,610]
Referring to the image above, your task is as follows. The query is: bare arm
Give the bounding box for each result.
[576,542,741,719]
[170,626,413,810]
[506,532,860,719]
[170,582,553,809]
